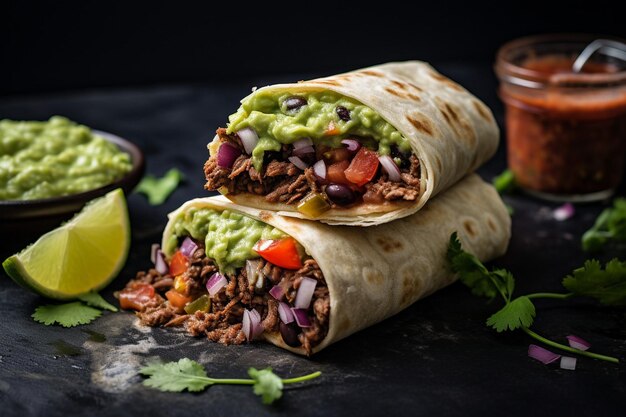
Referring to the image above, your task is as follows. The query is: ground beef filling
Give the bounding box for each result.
[119,243,330,355]
[204,128,421,208]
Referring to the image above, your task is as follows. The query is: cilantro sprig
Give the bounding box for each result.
[140,358,321,405]
[135,168,184,205]
[32,292,117,327]
[447,232,622,363]
[582,198,626,252]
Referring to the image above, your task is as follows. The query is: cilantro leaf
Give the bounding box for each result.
[135,168,184,205]
[582,198,626,252]
[493,169,516,194]
[249,368,284,405]
[447,232,513,300]
[563,259,626,306]
[140,358,213,392]
[77,292,118,312]
[32,302,102,327]
[486,296,536,332]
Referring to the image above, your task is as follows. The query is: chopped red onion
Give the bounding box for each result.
[378,155,402,182]
[566,335,591,351]
[313,159,326,181]
[155,250,169,275]
[553,203,575,221]
[341,139,361,153]
[288,156,309,170]
[179,237,198,258]
[293,137,313,150]
[278,302,295,324]
[294,277,317,309]
[217,142,241,169]
[528,344,561,365]
[269,285,285,300]
[206,272,228,296]
[291,308,312,327]
[242,309,264,341]
[150,243,160,264]
[292,145,315,157]
[560,356,577,370]
[237,128,259,155]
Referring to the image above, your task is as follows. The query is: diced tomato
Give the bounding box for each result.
[118,283,156,311]
[344,147,380,186]
[169,250,189,276]
[326,160,351,185]
[324,121,340,136]
[253,237,303,270]
[323,147,352,163]
[165,289,192,309]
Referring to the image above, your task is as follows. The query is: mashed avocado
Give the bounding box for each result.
[227,90,411,171]
[165,207,286,274]
[0,116,132,200]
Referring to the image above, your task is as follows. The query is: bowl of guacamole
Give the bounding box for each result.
[0,116,145,222]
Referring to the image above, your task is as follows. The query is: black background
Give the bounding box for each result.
[3,0,626,95]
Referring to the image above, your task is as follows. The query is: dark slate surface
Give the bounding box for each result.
[0,65,624,416]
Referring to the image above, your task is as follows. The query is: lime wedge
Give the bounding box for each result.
[2,189,130,299]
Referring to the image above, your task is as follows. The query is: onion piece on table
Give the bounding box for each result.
[560,356,577,370]
[528,344,561,365]
[179,237,198,258]
[278,302,295,324]
[294,277,317,309]
[217,142,241,169]
[566,335,591,351]
[378,155,402,182]
[288,156,309,170]
[237,128,259,155]
[242,309,264,341]
[291,308,312,327]
[206,272,228,296]
[553,203,575,221]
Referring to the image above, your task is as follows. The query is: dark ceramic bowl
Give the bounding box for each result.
[0,130,145,238]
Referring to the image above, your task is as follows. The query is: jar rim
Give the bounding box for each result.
[495,33,626,88]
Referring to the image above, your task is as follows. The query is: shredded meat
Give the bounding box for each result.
[204,128,422,206]
[118,239,330,355]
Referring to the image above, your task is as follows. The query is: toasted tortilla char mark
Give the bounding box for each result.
[375,236,403,253]
[487,216,497,233]
[407,82,424,92]
[430,71,465,92]
[463,219,478,238]
[365,269,384,285]
[315,79,342,87]
[338,318,351,334]
[384,87,403,97]
[406,115,433,136]
[360,70,385,77]
[407,93,421,102]
[259,210,273,222]
[400,271,421,306]
[473,100,492,121]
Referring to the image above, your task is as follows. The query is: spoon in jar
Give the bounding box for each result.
[572,39,626,73]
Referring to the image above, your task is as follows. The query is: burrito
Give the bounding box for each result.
[118,174,510,355]
[204,61,499,226]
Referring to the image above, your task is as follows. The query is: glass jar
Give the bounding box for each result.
[495,34,626,202]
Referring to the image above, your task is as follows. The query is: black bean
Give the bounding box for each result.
[280,322,301,347]
[336,105,351,121]
[284,96,307,111]
[325,183,356,205]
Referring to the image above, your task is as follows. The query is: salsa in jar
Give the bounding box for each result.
[495,35,626,201]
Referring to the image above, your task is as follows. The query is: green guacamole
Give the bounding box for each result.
[0,116,132,201]
[227,90,411,171]
[165,207,286,274]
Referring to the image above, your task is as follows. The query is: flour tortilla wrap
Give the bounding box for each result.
[209,61,499,226]
[163,174,510,355]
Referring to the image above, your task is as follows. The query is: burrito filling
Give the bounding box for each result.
[204,91,421,217]
[117,207,330,355]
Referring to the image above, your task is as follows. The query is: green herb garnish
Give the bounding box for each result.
[582,198,626,252]
[140,358,321,405]
[447,232,622,363]
[32,292,116,327]
[492,169,516,194]
[135,168,184,205]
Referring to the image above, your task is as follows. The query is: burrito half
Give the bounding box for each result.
[204,61,499,226]
[118,174,510,355]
